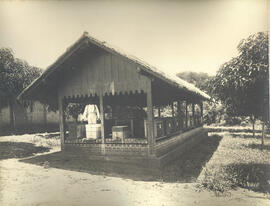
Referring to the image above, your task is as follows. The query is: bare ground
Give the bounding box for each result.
[0,132,269,206]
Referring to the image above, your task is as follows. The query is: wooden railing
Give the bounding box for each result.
[153,115,203,141]
[66,115,203,144]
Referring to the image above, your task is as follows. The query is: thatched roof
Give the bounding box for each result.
[18,32,210,101]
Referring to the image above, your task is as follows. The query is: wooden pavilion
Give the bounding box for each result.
[18,32,210,168]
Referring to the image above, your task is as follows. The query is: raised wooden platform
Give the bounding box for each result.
[62,127,208,169]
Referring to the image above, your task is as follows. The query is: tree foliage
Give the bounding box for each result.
[66,103,87,121]
[0,48,42,107]
[211,32,269,121]
[176,71,213,94]
[177,71,221,124]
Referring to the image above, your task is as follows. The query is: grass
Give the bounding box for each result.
[0,142,50,160]
[0,132,60,160]
[30,133,60,147]
[198,132,270,195]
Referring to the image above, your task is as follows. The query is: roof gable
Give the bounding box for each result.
[18,32,210,100]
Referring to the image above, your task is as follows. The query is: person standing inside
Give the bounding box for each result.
[82,104,100,124]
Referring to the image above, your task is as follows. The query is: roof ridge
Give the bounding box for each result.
[18,31,210,100]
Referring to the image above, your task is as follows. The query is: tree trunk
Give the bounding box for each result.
[262,121,265,146]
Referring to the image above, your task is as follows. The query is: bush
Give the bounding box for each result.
[203,102,226,125]
[198,165,233,196]
[223,116,242,126]
[199,163,270,194]
[225,163,270,192]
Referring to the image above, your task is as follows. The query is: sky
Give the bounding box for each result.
[0,0,268,76]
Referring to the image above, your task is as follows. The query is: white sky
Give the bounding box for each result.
[0,0,268,75]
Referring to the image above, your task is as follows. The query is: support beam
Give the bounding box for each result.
[200,102,203,125]
[130,119,134,137]
[192,103,195,128]
[171,102,175,117]
[58,96,65,150]
[177,100,181,129]
[99,93,105,154]
[146,80,155,155]
[185,101,188,129]
[43,104,47,131]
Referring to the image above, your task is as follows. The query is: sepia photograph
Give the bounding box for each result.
[0,0,269,205]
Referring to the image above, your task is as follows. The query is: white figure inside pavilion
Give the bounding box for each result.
[82,104,101,140]
[82,104,100,124]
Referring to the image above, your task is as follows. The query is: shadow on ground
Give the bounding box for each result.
[161,134,222,182]
[21,135,222,182]
[0,142,50,160]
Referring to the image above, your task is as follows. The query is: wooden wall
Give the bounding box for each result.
[59,48,150,99]
[0,101,59,135]
[0,106,10,130]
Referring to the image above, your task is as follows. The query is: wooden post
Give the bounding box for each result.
[158,107,161,118]
[185,101,188,129]
[99,93,105,154]
[171,102,175,131]
[177,100,181,130]
[200,102,203,125]
[130,119,134,137]
[262,121,265,146]
[146,80,155,155]
[171,102,174,117]
[144,119,147,138]
[58,96,65,150]
[192,103,195,128]
[43,104,47,131]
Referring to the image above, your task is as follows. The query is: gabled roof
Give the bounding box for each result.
[18,32,210,100]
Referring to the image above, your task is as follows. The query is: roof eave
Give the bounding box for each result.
[18,33,89,100]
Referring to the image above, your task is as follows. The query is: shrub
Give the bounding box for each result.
[225,163,270,192]
[199,163,270,195]
[198,166,231,195]
[223,116,242,126]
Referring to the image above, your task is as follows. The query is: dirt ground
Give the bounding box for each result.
[0,133,270,206]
